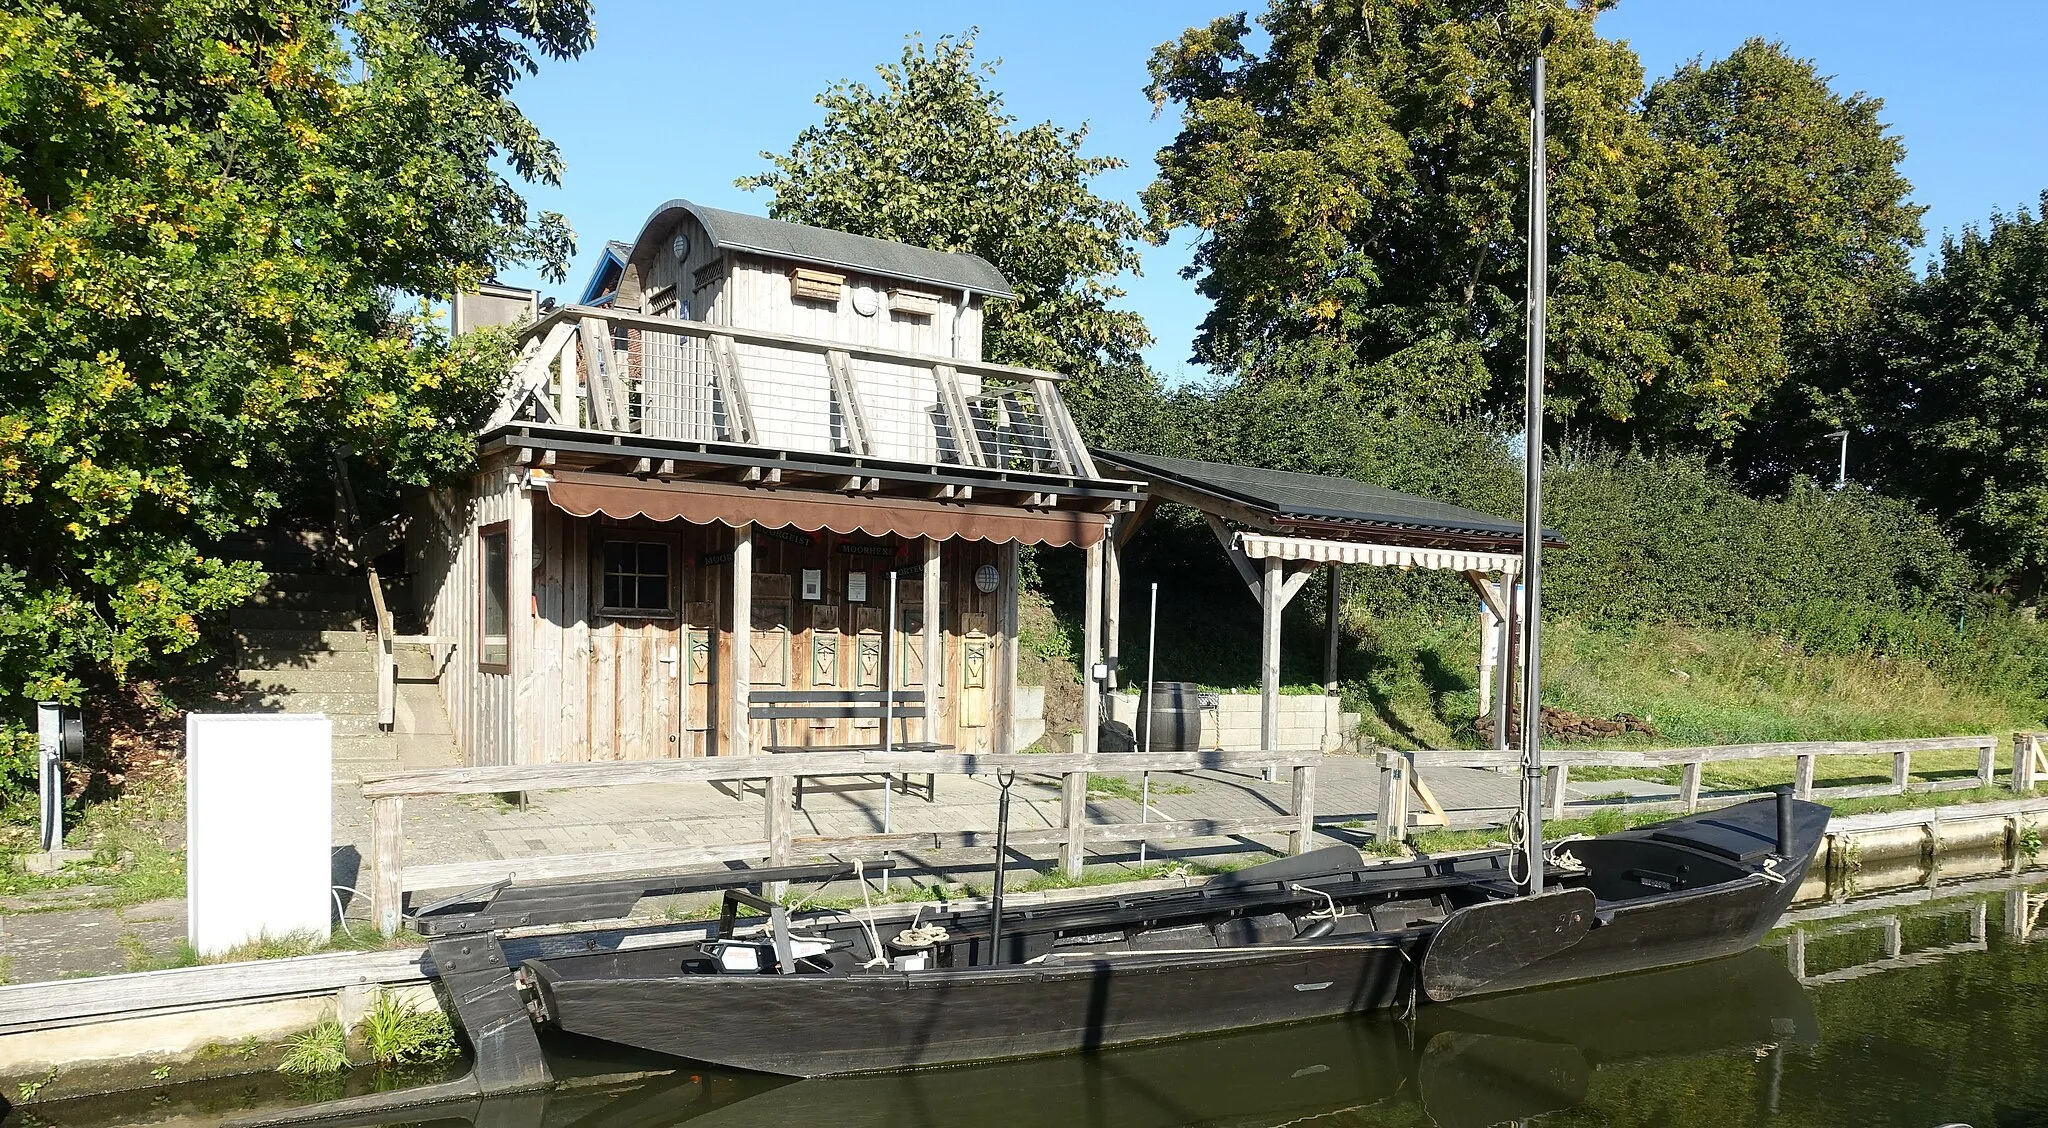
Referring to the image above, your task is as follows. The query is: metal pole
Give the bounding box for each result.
[1140,583,1158,864]
[989,770,1015,965]
[1519,45,1550,897]
[37,701,62,853]
[882,569,897,889]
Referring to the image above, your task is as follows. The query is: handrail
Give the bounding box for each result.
[362,748,1322,934]
[365,563,396,730]
[519,303,1069,387]
[1377,734,2003,842]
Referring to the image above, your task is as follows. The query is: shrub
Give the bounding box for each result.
[354,991,457,1066]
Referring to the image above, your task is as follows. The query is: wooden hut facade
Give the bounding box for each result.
[412,200,1141,766]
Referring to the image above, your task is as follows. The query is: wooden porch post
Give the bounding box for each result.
[1082,540,1105,756]
[509,472,535,765]
[922,537,942,745]
[1261,555,1282,756]
[1322,565,1342,694]
[1104,529,1123,692]
[995,540,1020,753]
[729,523,753,756]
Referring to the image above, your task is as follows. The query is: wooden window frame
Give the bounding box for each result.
[477,521,511,674]
[596,534,679,621]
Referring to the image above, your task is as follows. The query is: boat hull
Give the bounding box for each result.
[530,940,1425,1076]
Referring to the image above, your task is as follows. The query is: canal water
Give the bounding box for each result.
[13,868,2048,1128]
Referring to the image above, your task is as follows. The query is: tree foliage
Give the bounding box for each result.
[1142,4,1919,452]
[0,1,590,712]
[1643,39,1924,481]
[1864,198,2048,594]
[742,32,1159,446]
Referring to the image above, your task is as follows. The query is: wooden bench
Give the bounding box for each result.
[751,690,948,808]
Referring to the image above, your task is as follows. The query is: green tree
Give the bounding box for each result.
[0,2,590,728]
[1642,39,1923,481]
[1865,198,2048,595]
[1142,4,1918,454]
[741,32,1159,446]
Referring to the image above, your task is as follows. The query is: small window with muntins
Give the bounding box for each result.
[479,523,510,672]
[601,540,673,616]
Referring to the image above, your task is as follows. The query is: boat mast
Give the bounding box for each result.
[1520,27,1552,897]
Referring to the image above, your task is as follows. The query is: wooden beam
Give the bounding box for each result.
[708,334,758,444]
[1204,514,1263,601]
[1114,495,1159,548]
[370,796,404,935]
[1323,566,1342,695]
[1140,475,1278,532]
[729,523,754,756]
[1104,529,1123,690]
[1081,540,1105,757]
[824,349,874,456]
[1462,569,1509,621]
[359,748,1327,798]
[509,472,535,767]
[931,363,988,468]
[1277,562,1315,608]
[923,538,942,746]
[1059,769,1088,878]
[1260,555,1282,758]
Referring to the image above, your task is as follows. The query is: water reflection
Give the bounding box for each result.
[23,869,2048,1128]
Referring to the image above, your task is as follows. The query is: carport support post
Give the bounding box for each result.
[923,538,941,745]
[1323,566,1342,694]
[1104,525,1122,692]
[1260,555,1282,780]
[509,471,534,766]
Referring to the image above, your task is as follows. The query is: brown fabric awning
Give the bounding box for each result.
[540,470,1106,548]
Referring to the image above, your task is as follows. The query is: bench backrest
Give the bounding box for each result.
[748,689,926,722]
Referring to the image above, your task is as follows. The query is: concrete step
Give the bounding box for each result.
[244,690,379,716]
[238,650,378,677]
[258,571,362,595]
[238,667,381,695]
[235,628,368,654]
[247,587,363,613]
[231,607,365,631]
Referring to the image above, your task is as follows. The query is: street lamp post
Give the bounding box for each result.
[1824,430,1849,489]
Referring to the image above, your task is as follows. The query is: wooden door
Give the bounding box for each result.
[589,531,685,759]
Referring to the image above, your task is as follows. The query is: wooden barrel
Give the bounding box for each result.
[1137,681,1204,752]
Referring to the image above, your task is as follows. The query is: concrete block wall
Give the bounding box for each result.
[1109,691,1343,752]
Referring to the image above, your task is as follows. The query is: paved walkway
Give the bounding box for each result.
[329,753,1562,904]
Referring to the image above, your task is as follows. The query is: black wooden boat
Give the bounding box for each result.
[223,946,1814,1128]
[518,792,1826,1077]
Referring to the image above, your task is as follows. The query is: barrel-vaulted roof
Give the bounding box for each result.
[630,199,1014,299]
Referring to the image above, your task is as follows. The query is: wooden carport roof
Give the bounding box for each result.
[1093,450,1563,553]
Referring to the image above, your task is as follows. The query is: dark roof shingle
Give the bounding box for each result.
[1095,450,1563,547]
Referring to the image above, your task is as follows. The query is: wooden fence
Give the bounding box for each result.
[1376,734,2002,842]
[360,749,1320,934]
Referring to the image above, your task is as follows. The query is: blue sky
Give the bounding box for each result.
[500,1,2048,386]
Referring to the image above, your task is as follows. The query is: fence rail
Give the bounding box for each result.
[1376,734,2002,842]
[361,749,1320,934]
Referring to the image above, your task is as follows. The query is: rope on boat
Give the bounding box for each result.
[892,904,950,949]
[852,858,892,969]
[1760,857,1788,885]
[1292,883,1345,920]
[1546,834,1589,872]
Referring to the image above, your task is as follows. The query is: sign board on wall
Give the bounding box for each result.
[186,713,332,957]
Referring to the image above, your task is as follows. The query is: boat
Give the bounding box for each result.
[225,946,1816,1128]
[519,792,1826,1076]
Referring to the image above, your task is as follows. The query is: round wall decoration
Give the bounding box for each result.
[850,286,880,317]
[974,564,1001,594]
[671,232,691,262]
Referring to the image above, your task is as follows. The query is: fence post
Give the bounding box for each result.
[1679,761,1702,812]
[2016,733,2040,793]
[1979,738,1998,791]
[1059,769,1087,878]
[1892,748,1912,794]
[1547,764,1569,820]
[765,774,793,899]
[1794,755,1815,800]
[1375,752,1406,844]
[1289,762,1317,855]
[370,796,405,936]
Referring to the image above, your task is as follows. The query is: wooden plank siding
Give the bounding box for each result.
[455,498,1025,766]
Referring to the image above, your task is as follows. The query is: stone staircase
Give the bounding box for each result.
[226,534,457,784]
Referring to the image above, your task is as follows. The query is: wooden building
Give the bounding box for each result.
[410,200,1142,766]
